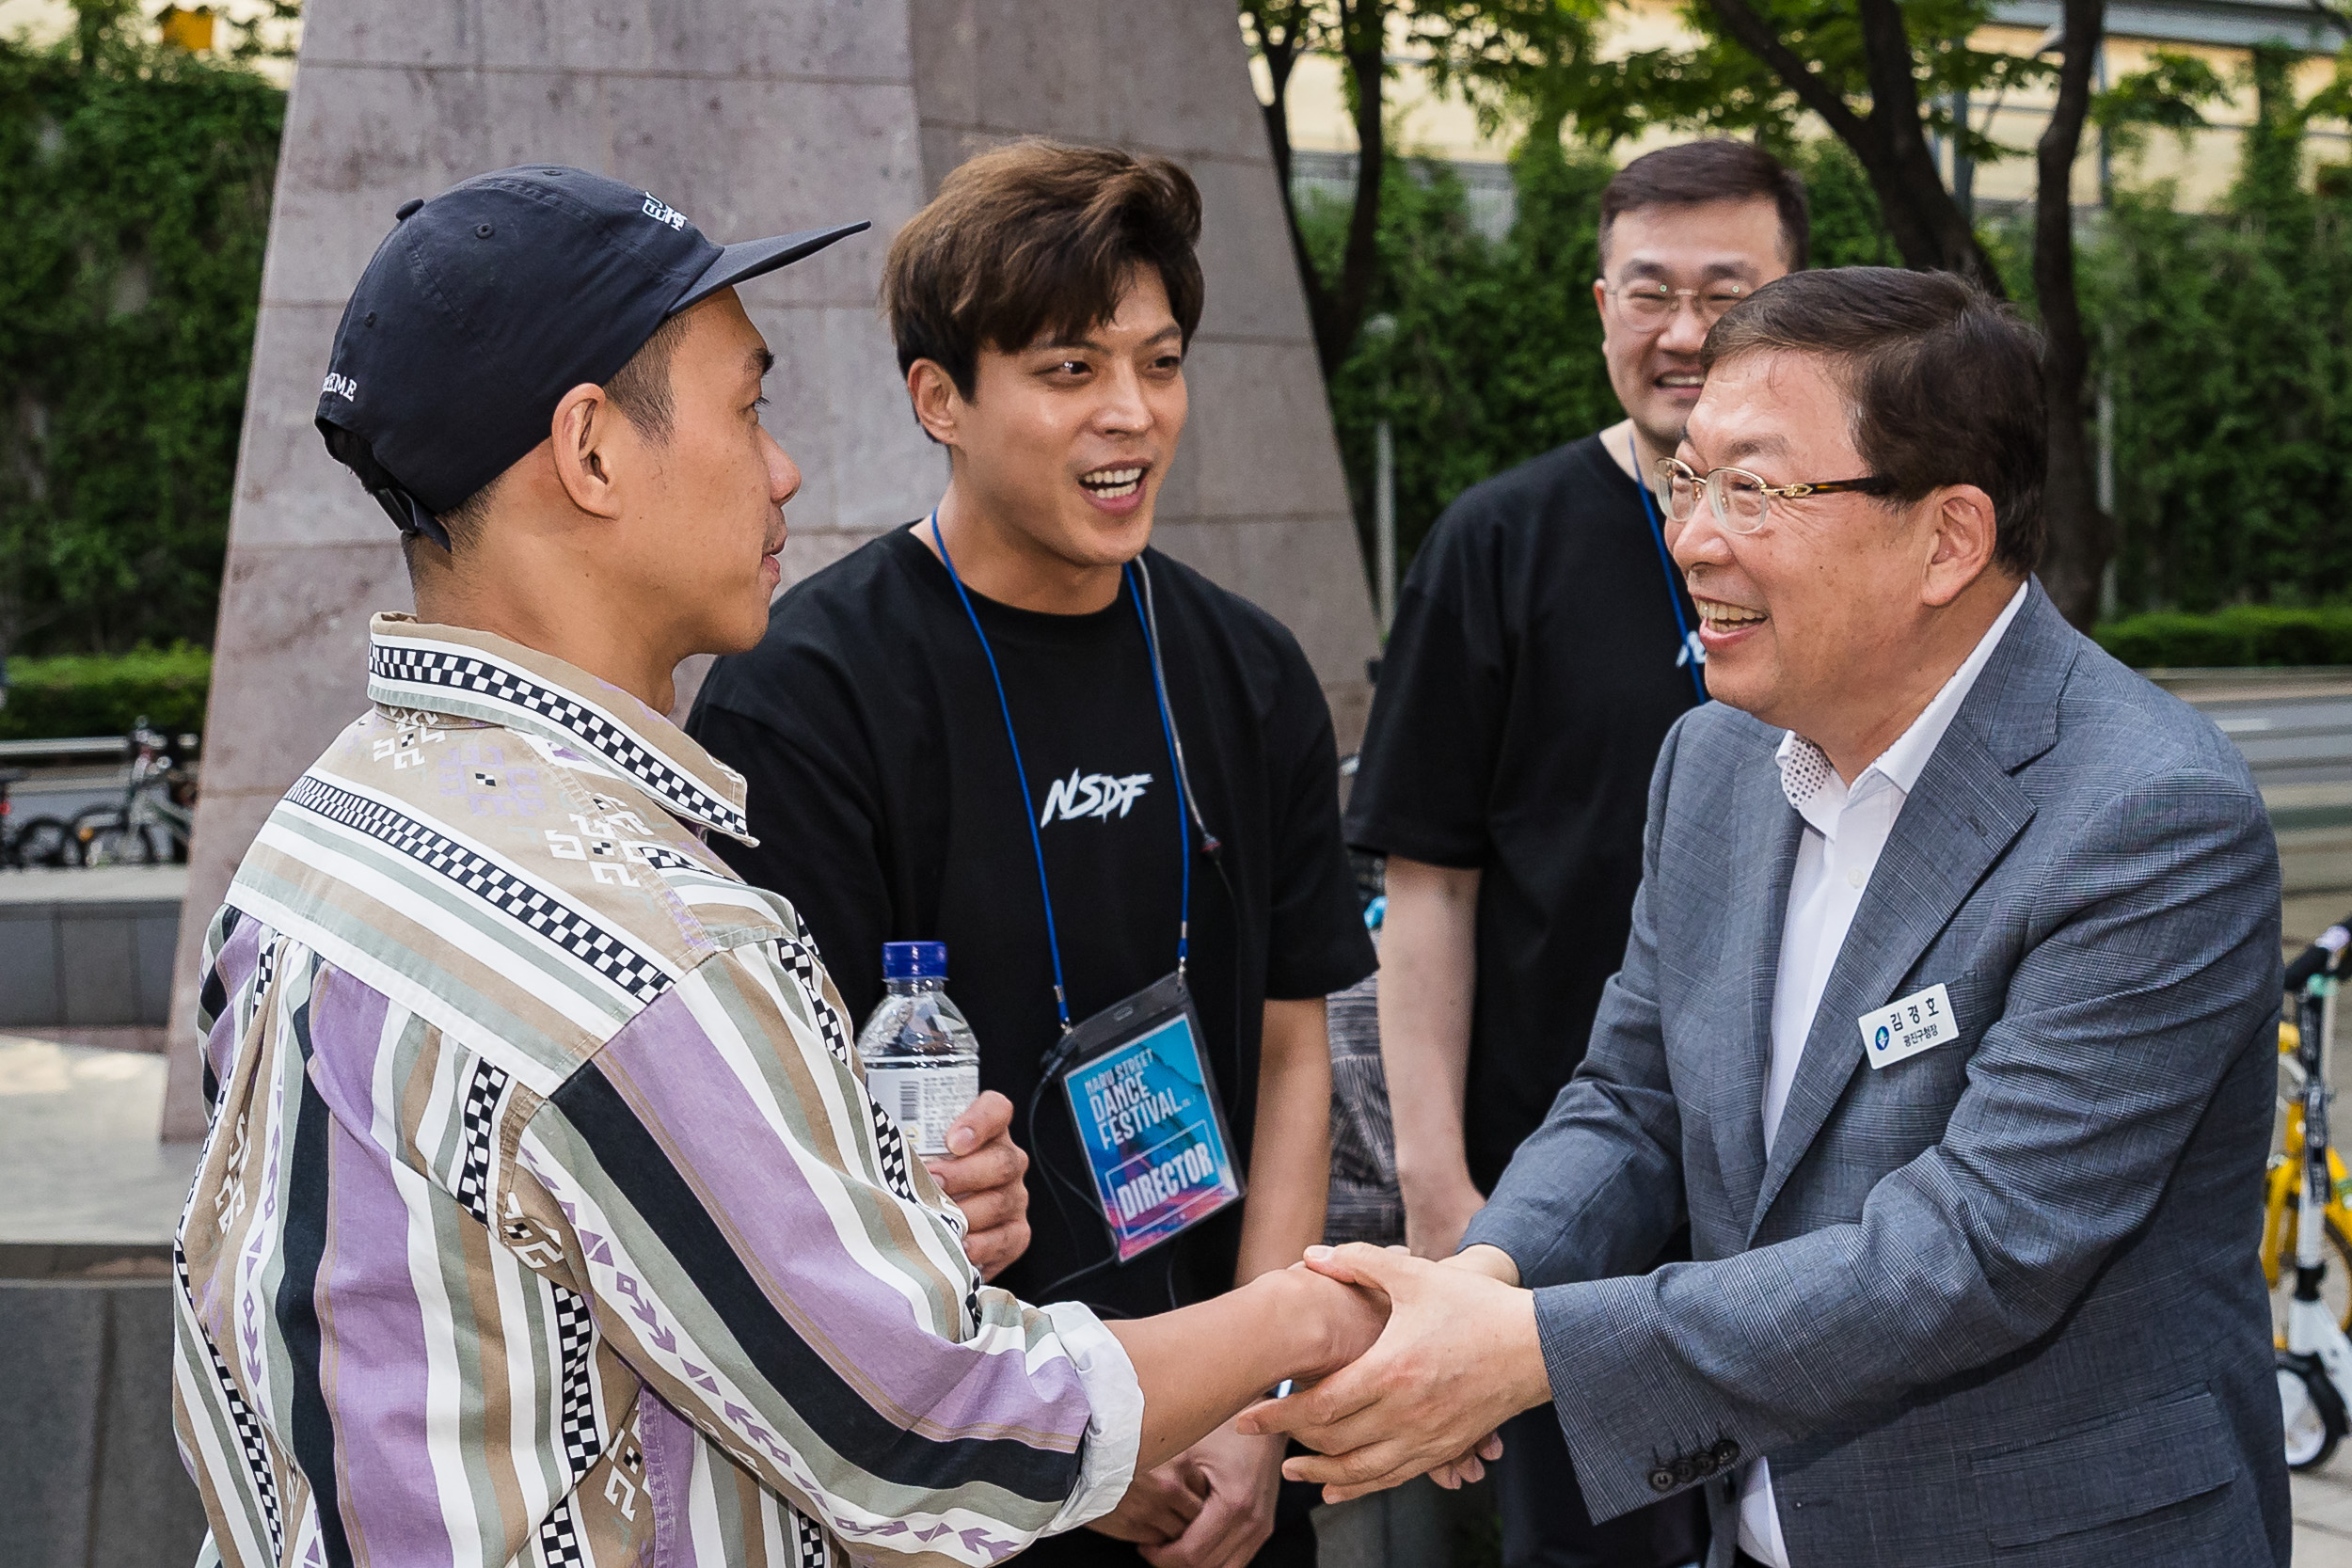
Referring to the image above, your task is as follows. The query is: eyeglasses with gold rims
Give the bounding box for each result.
[1656,456,1898,534]
[1600,279,1753,329]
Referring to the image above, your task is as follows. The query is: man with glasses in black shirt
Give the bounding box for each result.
[690,141,1375,1568]
[1343,139,1806,1568]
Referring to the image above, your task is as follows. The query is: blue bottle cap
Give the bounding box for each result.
[881,941,948,979]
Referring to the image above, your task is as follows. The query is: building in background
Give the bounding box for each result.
[0,0,297,76]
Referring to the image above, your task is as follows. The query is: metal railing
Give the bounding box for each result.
[0,736,132,763]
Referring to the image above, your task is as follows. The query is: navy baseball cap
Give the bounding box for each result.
[316,165,866,547]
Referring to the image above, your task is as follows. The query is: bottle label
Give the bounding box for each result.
[866,1064,980,1157]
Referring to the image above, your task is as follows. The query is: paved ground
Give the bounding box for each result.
[2302,1465,2352,1564]
[0,863,186,905]
[0,1035,194,1254]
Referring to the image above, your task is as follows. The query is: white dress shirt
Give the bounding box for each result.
[1736,583,2026,1567]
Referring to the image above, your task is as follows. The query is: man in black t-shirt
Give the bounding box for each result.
[1343,139,1807,1568]
[691,143,1374,1568]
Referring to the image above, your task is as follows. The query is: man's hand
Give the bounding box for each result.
[1235,1244,1549,1503]
[1137,1419,1285,1568]
[922,1091,1029,1280]
[1287,1255,1393,1383]
[1088,1464,1204,1546]
[1401,1171,1486,1260]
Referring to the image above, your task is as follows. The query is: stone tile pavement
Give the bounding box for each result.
[2299,1465,2352,1563]
[0,1033,195,1257]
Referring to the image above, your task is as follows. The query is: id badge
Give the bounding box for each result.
[1057,972,1246,1262]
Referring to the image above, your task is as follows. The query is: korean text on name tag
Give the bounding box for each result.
[1859,982,1955,1069]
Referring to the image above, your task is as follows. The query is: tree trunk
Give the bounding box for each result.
[1309,0,1387,375]
[2033,0,2113,627]
[1703,0,2001,289]
[1249,10,1337,378]
[1245,0,1390,378]
[1851,0,2003,289]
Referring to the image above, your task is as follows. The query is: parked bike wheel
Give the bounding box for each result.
[9,816,80,868]
[72,808,166,867]
[2281,1351,2347,1469]
[2273,1213,2352,1343]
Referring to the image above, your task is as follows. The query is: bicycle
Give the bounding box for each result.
[2273,914,2352,1469]
[2262,1010,2352,1345]
[71,720,198,867]
[0,766,79,868]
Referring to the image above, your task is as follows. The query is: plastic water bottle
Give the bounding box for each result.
[856,941,982,1157]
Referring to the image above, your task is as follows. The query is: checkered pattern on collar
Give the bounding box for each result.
[364,614,755,843]
[1769,581,2033,827]
[1775,733,1838,815]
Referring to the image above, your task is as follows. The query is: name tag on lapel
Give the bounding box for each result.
[1859,983,1955,1069]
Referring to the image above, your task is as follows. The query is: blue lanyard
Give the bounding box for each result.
[1628,439,1708,704]
[929,513,1193,1035]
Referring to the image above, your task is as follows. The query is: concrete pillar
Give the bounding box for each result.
[166,0,1376,1139]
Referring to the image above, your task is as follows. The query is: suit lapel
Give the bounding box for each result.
[1709,748,1802,1235]
[1741,583,2071,1243]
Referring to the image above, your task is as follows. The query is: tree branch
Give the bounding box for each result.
[2033,0,2113,625]
[1702,0,1873,148]
[1241,3,1341,370]
[1854,0,2001,289]
[1317,0,1388,374]
[1243,2,1310,192]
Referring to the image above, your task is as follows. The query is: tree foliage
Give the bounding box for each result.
[1569,0,2045,282]
[0,9,282,657]
[1239,0,1609,373]
[2088,44,2352,611]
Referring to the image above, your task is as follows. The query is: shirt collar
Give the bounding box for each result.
[1775,581,2029,818]
[365,613,755,844]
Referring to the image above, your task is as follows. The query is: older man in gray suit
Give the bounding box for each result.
[1242,267,2289,1566]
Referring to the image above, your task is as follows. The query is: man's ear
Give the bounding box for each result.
[1591,277,1609,323]
[548,381,627,519]
[1921,483,2000,608]
[907,359,961,448]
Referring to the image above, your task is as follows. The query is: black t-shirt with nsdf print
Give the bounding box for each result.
[688,524,1374,1322]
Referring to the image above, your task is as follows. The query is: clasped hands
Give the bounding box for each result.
[1237,1242,1552,1504]
[934,1109,1549,1513]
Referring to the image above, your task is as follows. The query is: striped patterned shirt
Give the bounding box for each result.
[173,615,1142,1568]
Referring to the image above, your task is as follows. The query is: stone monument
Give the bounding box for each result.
[166,0,1379,1139]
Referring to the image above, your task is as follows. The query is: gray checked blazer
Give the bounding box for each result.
[1461,580,2290,1567]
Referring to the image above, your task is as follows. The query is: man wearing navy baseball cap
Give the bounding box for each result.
[171,165,1385,1568]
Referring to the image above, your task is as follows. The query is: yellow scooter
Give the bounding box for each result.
[2277,917,2352,1469]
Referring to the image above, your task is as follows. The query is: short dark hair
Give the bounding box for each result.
[602,309,694,445]
[1598,139,1809,273]
[324,313,689,566]
[1701,266,2047,575]
[882,139,1204,401]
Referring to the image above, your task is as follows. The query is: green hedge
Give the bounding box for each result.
[0,23,283,657]
[0,644,210,741]
[2092,606,2352,669]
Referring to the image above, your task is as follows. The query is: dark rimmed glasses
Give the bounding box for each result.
[1657,457,1897,534]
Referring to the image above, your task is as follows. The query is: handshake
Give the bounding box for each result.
[1098,1241,1559,1530]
